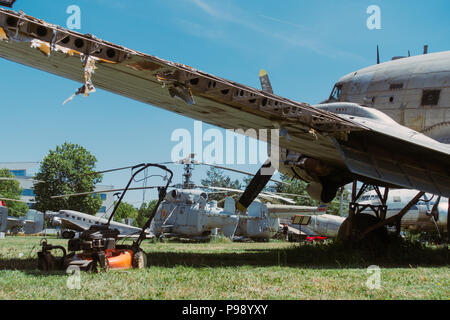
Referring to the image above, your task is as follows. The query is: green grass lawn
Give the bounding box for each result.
[0,236,448,300]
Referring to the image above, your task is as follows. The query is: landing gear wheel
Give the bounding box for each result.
[62,231,75,239]
[132,251,147,269]
[38,252,55,271]
[337,213,389,248]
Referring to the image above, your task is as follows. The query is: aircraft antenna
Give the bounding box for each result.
[376,45,380,64]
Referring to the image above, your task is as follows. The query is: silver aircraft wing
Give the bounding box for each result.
[1,9,450,198]
[57,217,87,232]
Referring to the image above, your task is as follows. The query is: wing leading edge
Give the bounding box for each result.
[1,9,450,197]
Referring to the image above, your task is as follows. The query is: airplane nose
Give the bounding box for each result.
[51,217,61,227]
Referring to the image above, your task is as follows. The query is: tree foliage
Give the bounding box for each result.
[200,167,242,202]
[136,200,158,228]
[112,201,139,226]
[0,169,29,217]
[33,142,103,215]
[273,174,317,206]
[273,174,349,216]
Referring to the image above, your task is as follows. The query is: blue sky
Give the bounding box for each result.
[1,0,449,206]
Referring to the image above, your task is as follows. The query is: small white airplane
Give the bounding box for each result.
[358,189,448,236]
[289,188,448,240]
[45,210,151,239]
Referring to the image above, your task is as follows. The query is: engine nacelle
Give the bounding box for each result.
[306,182,323,202]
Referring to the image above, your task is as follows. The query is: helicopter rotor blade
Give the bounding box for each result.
[0,197,35,204]
[51,186,168,199]
[195,161,287,185]
[198,184,295,204]
[0,177,45,184]
[89,159,288,186]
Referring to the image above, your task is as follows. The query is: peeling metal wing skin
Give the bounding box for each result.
[0,8,361,171]
[3,9,450,197]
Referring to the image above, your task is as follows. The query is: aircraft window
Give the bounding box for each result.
[389,83,404,90]
[393,196,401,202]
[329,84,342,100]
[77,217,81,220]
[421,90,440,106]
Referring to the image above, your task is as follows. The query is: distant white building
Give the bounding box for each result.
[0,162,114,217]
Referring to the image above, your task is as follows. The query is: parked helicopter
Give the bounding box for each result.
[150,163,322,242]
[51,155,324,242]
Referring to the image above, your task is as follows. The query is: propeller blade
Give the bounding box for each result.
[259,69,274,94]
[236,160,276,212]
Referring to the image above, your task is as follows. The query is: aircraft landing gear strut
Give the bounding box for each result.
[337,180,424,245]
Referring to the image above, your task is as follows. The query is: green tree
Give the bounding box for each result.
[136,200,158,228]
[112,201,139,226]
[273,174,317,206]
[0,169,29,217]
[201,167,242,203]
[274,174,349,215]
[33,142,103,215]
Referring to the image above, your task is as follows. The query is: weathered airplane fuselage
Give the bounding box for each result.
[329,51,450,143]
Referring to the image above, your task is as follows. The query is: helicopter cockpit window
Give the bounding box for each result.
[329,84,342,101]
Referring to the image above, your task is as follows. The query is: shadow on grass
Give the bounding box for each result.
[0,240,448,272]
[145,241,449,269]
[0,258,67,276]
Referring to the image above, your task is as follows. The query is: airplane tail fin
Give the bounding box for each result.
[23,210,44,234]
[317,203,328,213]
[224,196,236,213]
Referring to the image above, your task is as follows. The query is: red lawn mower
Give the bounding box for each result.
[37,163,173,272]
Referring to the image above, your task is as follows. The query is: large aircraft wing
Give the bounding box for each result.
[1,9,450,199]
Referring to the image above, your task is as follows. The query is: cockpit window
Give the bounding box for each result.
[329,84,342,100]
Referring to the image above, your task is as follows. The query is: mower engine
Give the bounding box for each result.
[38,224,145,272]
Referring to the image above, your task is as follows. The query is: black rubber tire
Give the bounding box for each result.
[62,231,75,239]
[337,213,389,247]
[132,251,147,269]
[38,252,54,271]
